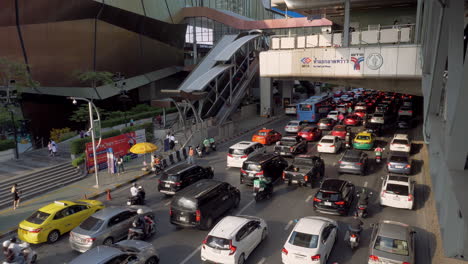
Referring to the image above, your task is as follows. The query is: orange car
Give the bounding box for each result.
[252,129,282,145]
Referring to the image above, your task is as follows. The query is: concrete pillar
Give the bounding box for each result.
[193,19,198,65]
[260,77,273,117]
[279,80,294,106]
[343,0,350,47]
[414,0,423,44]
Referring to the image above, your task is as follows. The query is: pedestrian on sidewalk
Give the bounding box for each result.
[79,130,84,138]
[11,184,20,210]
[169,134,175,150]
[117,156,125,176]
[156,114,162,128]
[47,141,53,156]
[187,146,195,164]
[51,140,57,157]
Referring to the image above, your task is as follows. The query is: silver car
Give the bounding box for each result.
[69,206,153,253]
[69,240,159,264]
[368,220,415,264]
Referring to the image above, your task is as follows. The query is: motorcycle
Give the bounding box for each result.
[127,215,156,240]
[2,242,37,264]
[355,190,372,218]
[195,146,203,158]
[253,178,272,202]
[375,155,382,163]
[348,229,360,250]
[210,142,216,152]
[127,190,145,206]
[154,163,165,174]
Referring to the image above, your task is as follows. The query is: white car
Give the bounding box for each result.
[227,141,265,168]
[285,120,305,133]
[398,106,413,117]
[389,134,411,153]
[282,216,337,264]
[369,113,385,124]
[380,175,414,210]
[317,135,341,154]
[326,111,339,121]
[201,215,268,264]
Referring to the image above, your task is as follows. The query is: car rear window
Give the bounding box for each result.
[389,155,408,163]
[342,156,360,163]
[320,138,334,144]
[160,174,180,182]
[288,231,318,248]
[280,139,297,146]
[374,236,409,256]
[79,216,104,231]
[356,135,370,140]
[288,122,299,126]
[257,132,267,136]
[26,210,50,225]
[229,148,245,155]
[173,197,197,211]
[316,191,341,201]
[386,184,409,196]
[206,236,231,250]
[242,163,262,172]
[392,139,409,145]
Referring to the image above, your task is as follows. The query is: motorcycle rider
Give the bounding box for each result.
[132,209,149,238]
[356,189,369,217]
[348,215,364,235]
[202,138,211,155]
[3,240,15,263]
[209,137,216,151]
[4,238,24,264]
[130,183,138,197]
[137,186,146,204]
[254,174,273,197]
[375,145,384,160]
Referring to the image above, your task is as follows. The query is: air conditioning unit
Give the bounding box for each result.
[321,26,332,33]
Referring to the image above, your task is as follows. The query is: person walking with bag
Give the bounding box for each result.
[187,146,195,164]
[117,156,125,176]
[11,184,20,210]
[47,141,53,156]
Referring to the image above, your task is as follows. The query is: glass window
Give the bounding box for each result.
[257,132,267,136]
[79,216,104,231]
[229,148,245,155]
[161,174,180,182]
[316,192,341,201]
[374,236,409,256]
[26,211,50,225]
[206,236,231,250]
[357,135,370,140]
[300,104,312,111]
[320,138,334,144]
[385,184,409,195]
[175,197,197,210]
[393,139,409,145]
[389,156,409,163]
[242,163,262,172]
[288,231,319,248]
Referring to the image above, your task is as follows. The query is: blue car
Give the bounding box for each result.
[386,151,411,175]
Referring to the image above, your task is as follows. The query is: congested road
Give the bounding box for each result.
[28,113,434,264]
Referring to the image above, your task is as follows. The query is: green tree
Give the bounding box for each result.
[74,70,114,99]
[0,57,39,94]
[69,104,108,124]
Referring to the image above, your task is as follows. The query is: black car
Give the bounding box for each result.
[317,118,336,130]
[158,164,214,195]
[364,122,383,136]
[283,155,325,187]
[397,115,415,129]
[240,153,288,185]
[313,179,355,216]
[338,150,368,175]
[170,179,240,230]
[274,136,308,157]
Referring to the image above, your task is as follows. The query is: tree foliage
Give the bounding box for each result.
[0,57,39,93]
[74,70,114,87]
[69,104,108,124]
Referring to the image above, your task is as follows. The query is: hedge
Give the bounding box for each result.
[100,107,177,128]
[70,130,120,155]
[0,139,15,152]
[121,122,154,142]
[71,153,85,167]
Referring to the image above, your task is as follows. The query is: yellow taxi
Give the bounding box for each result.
[18,200,104,244]
[353,131,375,150]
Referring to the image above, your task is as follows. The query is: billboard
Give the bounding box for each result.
[85,129,146,173]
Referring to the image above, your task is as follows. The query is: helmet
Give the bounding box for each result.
[137,209,144,215]
[9,237,17,243]
[3,240,11,247]
[138,186,143,190]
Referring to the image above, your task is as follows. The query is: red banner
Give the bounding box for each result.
[85,129,146,172]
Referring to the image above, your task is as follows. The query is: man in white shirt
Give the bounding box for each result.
[130,183,138,197]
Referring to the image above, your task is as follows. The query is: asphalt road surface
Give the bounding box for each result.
[24,116,434,264]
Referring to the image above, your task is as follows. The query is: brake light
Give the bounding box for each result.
[318,144,322,147]
[335,201,345,205]
[338,161,342,164]
[196,210,201,222]
[402,262,410,264]
[255,171,264,176]
[311,254,321,261]
[330,145,335,148]
[369,255,379,261]
[350,234,357,238]
[356,163,363,165]
[290,147,294,151]
[326,123,331,126]
[304,175,308,182]
[28,228,42,233]
[387,162,390,166]
[169,207,173,216]
[158,179,161,184]
[227,154,233,158]
[408,194,413,201]
[405,164,411,168]
[282,172,286,180]
[381,191,386,197]
[240,169,247,174]
[175,182,181,186]
[240,155,248,158]
[85,237,96,243]
[202,237,207,249]
[281,247,288,255]
[313,197,321,202]
[229,240,237,255]
[409,110,413,113]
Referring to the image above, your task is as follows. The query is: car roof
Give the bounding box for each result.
[320,179,347,192]
[257,129,272,133]
[301,126,317,131]
[229,141,258,150]
[210,216,252,239]
[356,132,372,136]
[319,118,332,122]
[390,151,410,157]
[38,200,82,214]
[387,175,411,184]
[282,136,298,140]
[328,111,338,114]
[377,221,410,240]
[69,245,123,264]
[244,153,278,163]
[173,179,222,200]
[91,207,128,219]
[333,125,346,130]
[165,163,197,174]
[321,135,336,140]
[294,216,333,234]
[343,149,363,158]
[393,134,409,140]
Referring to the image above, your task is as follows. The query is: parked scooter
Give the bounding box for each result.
[355,189,372,218]
[253,177,273,202]
[2,241,37,264]
[127,215,156,240]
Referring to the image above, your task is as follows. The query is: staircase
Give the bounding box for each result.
[0,162,85,209]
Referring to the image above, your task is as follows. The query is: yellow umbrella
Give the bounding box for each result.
[129,142,158,154]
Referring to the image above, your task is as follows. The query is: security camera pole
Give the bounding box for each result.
[69,97,101,187]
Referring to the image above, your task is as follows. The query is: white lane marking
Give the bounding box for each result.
[179,245,202,264]
[165,201,171,206]
[305,195,313,202]
[179,198,255,264]
[364,181,368,188]
[257,257,266,264]
[284,220,294,231]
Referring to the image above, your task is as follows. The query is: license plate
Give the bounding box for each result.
[179,216,186,221]
[235,157,240,159]
[165,184,171,187]
[292,180,298,183]
[324,201,332,206]
[280,152,285,155]
[396,165,404,169]
[294,255,305,259]
[342,165,353,169]
[350,236,357,242]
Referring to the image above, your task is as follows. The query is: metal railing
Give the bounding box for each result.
[270,24,416,50]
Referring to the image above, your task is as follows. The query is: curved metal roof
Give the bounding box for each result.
[214,34,262,62]
[181,64,233,92]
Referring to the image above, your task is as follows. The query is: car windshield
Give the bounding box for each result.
[393,139,408,145]
[389,155,409,163]
[26,210,50,225]
[160,174,180,182]
[256,132,267,136]
[398,116,411,121]
[320,138,334,144]
[243,163,262,172]
[228,148,245,155]
[374,236,409,256]
[328,112,338,116]
[280,139,297,146]
[357,135,370,140]
[386,184,409,196]
[79,216,104,231]
[288,231,319,248]
[206,236,230,250]
[293,158,313,166]
[316,191,341,201]
[301,128,313,133]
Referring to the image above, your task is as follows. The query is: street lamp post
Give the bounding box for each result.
[70,97,101,187]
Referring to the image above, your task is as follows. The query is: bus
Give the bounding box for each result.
[296,94,334,122]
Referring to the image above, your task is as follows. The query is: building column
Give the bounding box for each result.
[343,0,350,47]
[193,19,198,65]
[260,77,273,117]
[279,80,294,106]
